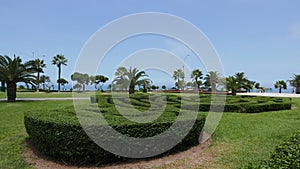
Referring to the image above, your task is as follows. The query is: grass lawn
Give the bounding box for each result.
[0,100,74,169]
[0,93,299,168]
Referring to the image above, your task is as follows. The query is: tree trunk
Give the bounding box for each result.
[231,90,237,96]
[297,86,300,94]
[0,81,5,92]
[83,84,85,92]
[211,83,217,93]
[129,84,135,94]
[37,72,40,92]
[58,65,61,93]
[7,82,16,102]
[279,87,282,93]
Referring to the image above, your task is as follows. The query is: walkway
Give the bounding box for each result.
[0,97,89,102]
[237,92,300,98]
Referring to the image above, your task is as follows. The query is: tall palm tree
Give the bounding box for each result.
[0,55,37,102]
[27,58,46,92]
[173,69,185,90]
[190,69,203,90]
[112,67,151,94]
[204,71,221,92]
[52,54,67,92]
[274,80,287,93]
[289,74,300,94]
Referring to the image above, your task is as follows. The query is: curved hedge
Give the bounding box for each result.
[24,108,206,165]
[173,95,292,113]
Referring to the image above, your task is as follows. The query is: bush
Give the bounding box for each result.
[246,132,300,169]
[24,106,206,165]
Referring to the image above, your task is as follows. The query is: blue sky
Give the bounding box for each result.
[1,0,300,90]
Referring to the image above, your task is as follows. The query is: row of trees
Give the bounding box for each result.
[71,72,109,92]
[172,68,300,95]
[1,54,300,101]
[0,54,68,101]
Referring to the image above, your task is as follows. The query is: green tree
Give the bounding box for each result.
[161,85,166,90]
[112,67,151,94]
[52,54,67,92]
[40,75,51,91]
[289,74,300,94]
[28,58,46,92]
[57,78,68,91]
[71,72,90,92]
[274,80,287,93]
[0,55,37,102]
[226,76,238,95]
[90,75,109,91]
[234,72,248,92]
[204,71,221,92]
[173,69,185,90]
[190,69,203,90]
[245,80,256,92]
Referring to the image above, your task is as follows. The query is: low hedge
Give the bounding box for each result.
[24,109,206,165]
[246,132,300,168]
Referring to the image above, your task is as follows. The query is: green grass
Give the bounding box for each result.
[209,98,300,169]
[0,100,74,169]
[0,93,299,168]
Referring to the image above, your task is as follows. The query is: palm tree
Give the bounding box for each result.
[0,55,37,102]
[190,69,203,90]
[28,58,46,92]
[289,74,300,94]
[274,80,287,93]
[204,71,221,92]
[226,76,238,95]
[234,72,248,92]
[52,54,67,92]
[245,80,256,92]
[112,67,151,94]
[173,69,185,90]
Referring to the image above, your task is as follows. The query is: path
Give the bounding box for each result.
[237,92,300,98]
[0,97,89,101]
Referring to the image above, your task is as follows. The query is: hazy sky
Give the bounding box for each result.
[1,0,300,89]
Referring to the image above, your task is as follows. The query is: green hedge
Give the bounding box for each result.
[171,96,291,113]
[24,109,206,165]
[246,132,300,169]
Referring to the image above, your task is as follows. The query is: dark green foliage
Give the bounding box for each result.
[246,132,300,169]
[24,94,206,165]
[172,94,291,113]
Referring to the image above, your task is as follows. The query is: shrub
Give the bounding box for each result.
[246,132,300,169]
[24,106,206,165]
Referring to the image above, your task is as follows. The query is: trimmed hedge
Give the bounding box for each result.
[246,132,300,169]
[24,108,206,165]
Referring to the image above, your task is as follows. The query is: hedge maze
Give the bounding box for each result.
[24,93,291,165]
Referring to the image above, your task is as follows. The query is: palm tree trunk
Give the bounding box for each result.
[37,72,40,92]
[129,84,135,94]
[212,83,217,93]
[297,86,300,94]
[58,65,61,92]
[83,84,85,92]
[7,82,16,102]
[279,87,282,93]
[0,81,5,92]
